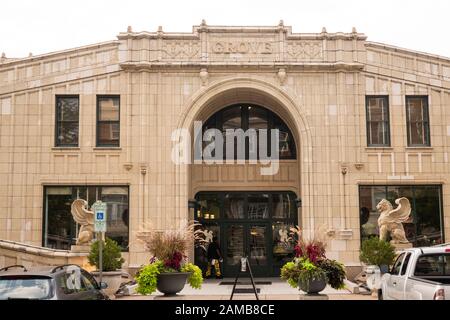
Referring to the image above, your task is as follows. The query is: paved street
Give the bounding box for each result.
[117,278,376,300]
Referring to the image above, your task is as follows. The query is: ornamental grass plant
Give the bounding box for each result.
[281,225,347,291]
[134,221,206,294]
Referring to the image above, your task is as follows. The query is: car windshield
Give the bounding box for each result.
[0,276,52,300]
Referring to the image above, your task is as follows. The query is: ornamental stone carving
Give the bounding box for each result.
[287,41,323,60]
[162,41,201,59]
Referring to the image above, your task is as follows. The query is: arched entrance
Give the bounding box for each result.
[175,77,312,277]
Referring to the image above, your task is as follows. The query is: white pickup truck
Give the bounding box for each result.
[380,245,450,300]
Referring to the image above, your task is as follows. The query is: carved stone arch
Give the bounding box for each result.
[173,76,315,236]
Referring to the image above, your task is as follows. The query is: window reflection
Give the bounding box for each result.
[359,185,443,246]
[202,104,297,160]
[44,186,129,250]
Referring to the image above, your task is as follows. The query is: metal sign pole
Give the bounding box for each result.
[99,232,103,284]
[92,200,107,286]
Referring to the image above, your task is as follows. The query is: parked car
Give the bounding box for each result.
[0,264,109,300]
[379,245,450,300]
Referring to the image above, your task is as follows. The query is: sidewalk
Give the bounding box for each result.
[117,278,375,300]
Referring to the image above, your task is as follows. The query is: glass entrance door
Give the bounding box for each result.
[223,223,271,277]
[195,191,298,277]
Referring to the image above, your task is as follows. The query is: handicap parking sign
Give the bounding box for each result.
[92,201,107,232]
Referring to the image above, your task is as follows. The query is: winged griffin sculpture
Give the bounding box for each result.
[376,197,411,244]
[71,199,94,245]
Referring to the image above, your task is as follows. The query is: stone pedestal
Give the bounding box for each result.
[392,243,413,251]
[70,245,91,253]
[299,294,329,300]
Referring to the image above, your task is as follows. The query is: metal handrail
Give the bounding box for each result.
[0,265,28,272]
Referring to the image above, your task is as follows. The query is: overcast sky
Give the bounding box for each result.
[1,0,449,58]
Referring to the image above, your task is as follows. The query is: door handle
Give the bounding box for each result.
[392,281,397,286]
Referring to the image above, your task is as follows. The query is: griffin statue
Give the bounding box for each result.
[376,197,411,244]
[70,199,95,245]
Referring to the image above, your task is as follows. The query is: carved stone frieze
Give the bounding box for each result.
[286,41,323,60]
[162,41,201,59]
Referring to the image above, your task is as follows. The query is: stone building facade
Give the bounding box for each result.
[1,23,449,276]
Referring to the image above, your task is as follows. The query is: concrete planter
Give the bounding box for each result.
[157,272,190,296]
[299,278,327,294]
[92,270,123,298]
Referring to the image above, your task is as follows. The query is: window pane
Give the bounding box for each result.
[359,186,386,240]
[44,186,129,250]
[272,222,295,266]
[369,121,388,145]
[45,188,76,250]
[57,97,79,121]
[100,186,129,250]
[56,122,79,146]
[407,98,425,122]
[413,186,443,246]
[224,193,245,219]
[407,97,429,146]
[196,194,221,220]
[273,115,295,158]
[367,97,386,121]
[359,185,443,246]
[222,106,242,131]
[98,97,119,121]
[247,193,269,219]
[366,97,389,146]
[408,122,425,145]
[272,193,295,219]
[248,106,268,130]
[98,122,120,146]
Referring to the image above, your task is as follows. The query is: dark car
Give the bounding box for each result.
[0,264,109,300]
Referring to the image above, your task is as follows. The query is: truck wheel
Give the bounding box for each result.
[377,289,383,300]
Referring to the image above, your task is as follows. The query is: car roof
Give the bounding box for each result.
[0,265,83,277]
[401,245,450,255]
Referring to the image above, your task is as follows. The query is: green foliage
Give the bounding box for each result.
[282,258,345,291]
[318,259,346,289]
[88,237,124,272]
[181,263,203,289]
[135,261,164,295]
[280,261,300,288]
[360,237,396,267]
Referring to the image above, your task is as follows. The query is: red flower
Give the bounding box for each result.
[294,245,303,257]
[164,251,184,270]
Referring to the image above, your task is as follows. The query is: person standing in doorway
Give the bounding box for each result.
[205,236,223,279]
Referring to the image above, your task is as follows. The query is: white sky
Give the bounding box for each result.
[1,0,449,58]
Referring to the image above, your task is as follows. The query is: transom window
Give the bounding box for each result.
[201,104,297,160]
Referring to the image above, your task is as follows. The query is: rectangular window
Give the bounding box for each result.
[366,96,390,146]
[97,96,120,147]
[43,186,129,250]
[359,185,444,247]
[406,96,430,146]
[55,96,79,147]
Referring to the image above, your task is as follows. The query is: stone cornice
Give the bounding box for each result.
[117,24,367,41]
[119,61,365,72]
[0,41,119,70]
[366,41,450,63]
